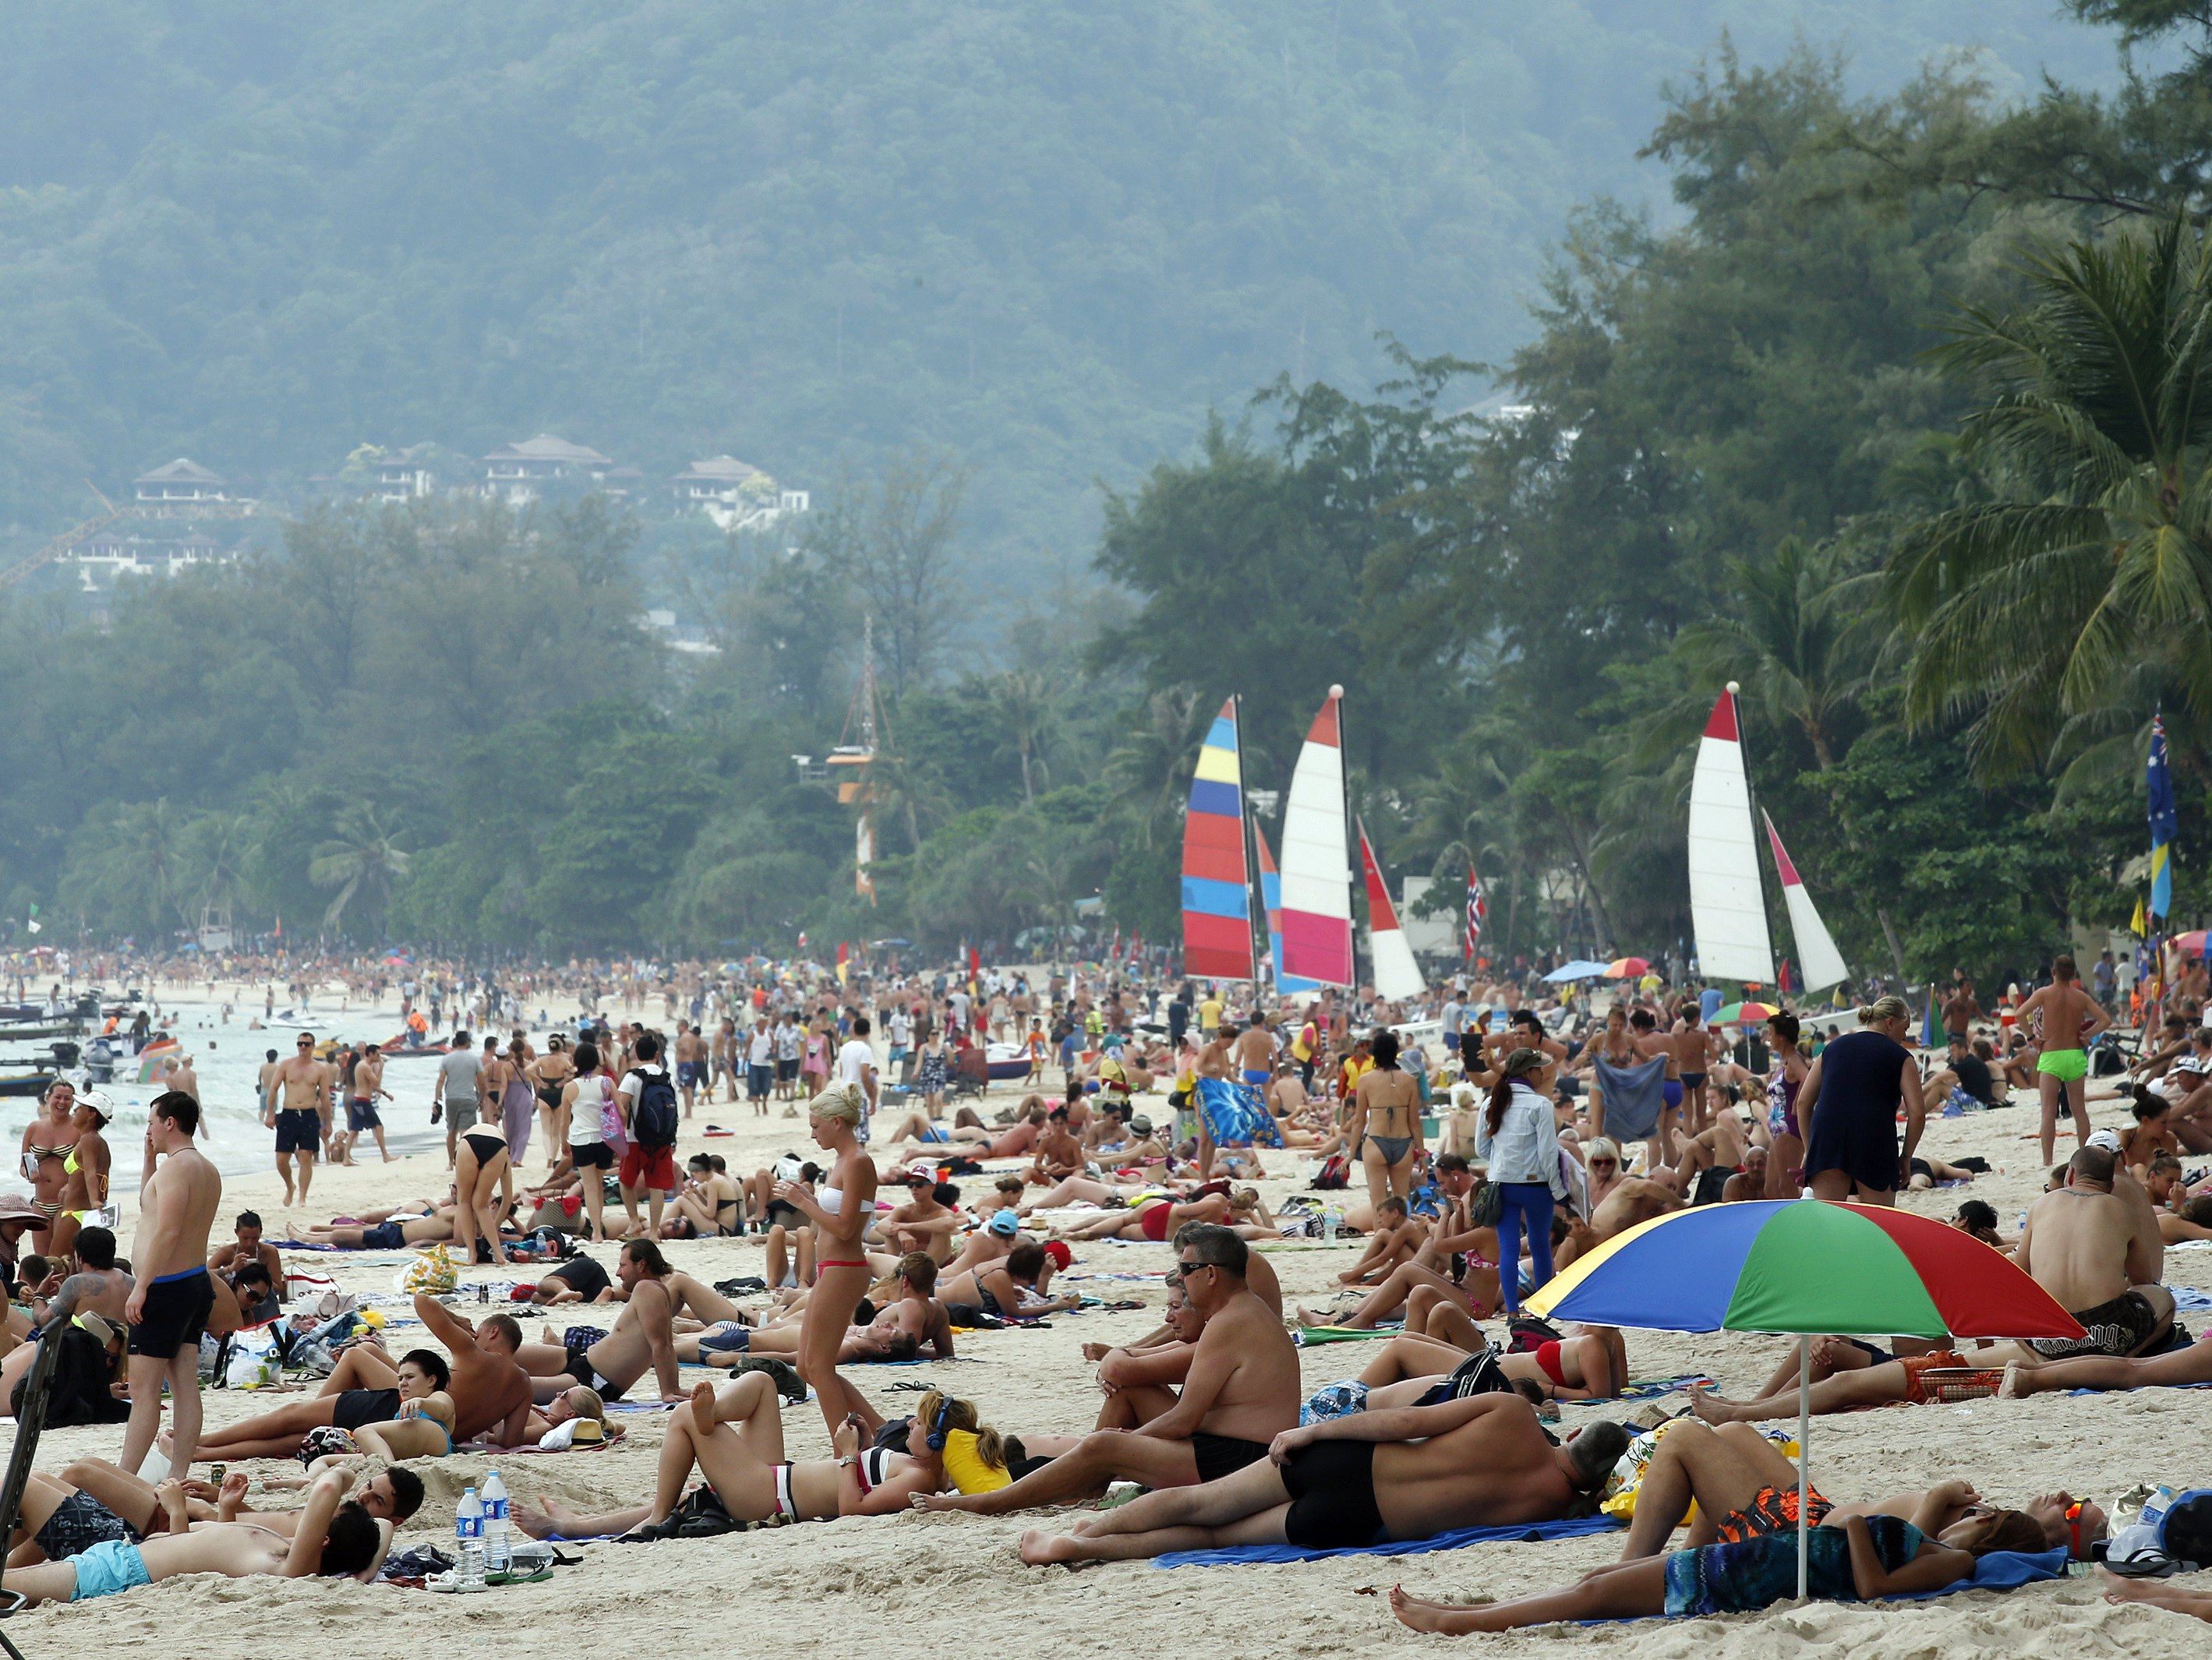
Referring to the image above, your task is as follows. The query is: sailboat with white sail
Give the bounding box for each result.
[1277,684,1355,988]
[1358,817,1426,1001]
[1687,680,1850,991]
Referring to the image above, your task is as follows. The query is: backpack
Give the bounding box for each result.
[1311,1152,1350,1191]
[630,1067,680,1148]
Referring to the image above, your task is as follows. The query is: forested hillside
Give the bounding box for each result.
[0,1,2112,567]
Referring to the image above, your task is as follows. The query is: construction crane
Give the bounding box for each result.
[0,483,256,593]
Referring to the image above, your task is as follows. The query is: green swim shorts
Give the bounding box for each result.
[2037,1047,2089,1084]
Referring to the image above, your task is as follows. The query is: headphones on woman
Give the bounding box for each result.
[926,1394,954,1450]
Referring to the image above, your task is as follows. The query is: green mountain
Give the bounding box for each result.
[0,2,2116,570]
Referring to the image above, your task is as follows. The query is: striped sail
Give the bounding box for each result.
[1180,698,1256,979]
[1279,687,1355,987]
[1254,825,1320,994]
[1687,688,1776,982]
[1359,818,1426,1001]
[1761,811,1849,994]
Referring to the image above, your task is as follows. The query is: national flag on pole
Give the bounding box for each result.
[23,902,38,936]
[2149,713,2178,922]
[1463,864,1486,962]
[2131,894,2149,938]
[1920,983,1938,1050]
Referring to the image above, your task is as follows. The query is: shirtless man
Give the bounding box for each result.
[165,1052,201,1104]
[337,1043,394,1164]
[1194,1024,1237,1178]
[674,1022,706,1119]
[0,1466,387,1603]
[119,1090,222,1475]
[207,1211,284,1307]
[409,1295,535,1444]
[1669,1007,1720,1136]
[882,1166,963,1261]
[914,1225,1299,1514]
[1232,1013,1274,1094]
[1015,1393,1631,1564]
[1588,1173,1683,1241]
[266,1031,331,1206]
[2004,1141,2171,1360]
[511,1238,684,1404]
[2018,955,2111,1165]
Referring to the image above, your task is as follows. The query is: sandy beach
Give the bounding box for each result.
[7,987,2210,1655]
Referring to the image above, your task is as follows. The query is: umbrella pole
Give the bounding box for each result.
[1797,1334,1811,1601]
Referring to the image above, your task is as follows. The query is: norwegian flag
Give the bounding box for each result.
[1464,863,1487,962]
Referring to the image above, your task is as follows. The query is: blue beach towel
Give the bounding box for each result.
[1156,1513,1620,1568]
[1591,1058,1667,1142]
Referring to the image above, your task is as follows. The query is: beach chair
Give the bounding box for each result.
[0,1327,66,1652]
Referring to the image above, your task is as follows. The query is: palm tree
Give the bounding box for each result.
[860,748,954,853]
[1889,215,2212,778]
[1103,686,1207,844]
[115,798,187,928]
[179,810,260,934]
[309,803,413,934]
[993,669,1058,802]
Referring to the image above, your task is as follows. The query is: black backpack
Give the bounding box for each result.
[629,1067,680,1148]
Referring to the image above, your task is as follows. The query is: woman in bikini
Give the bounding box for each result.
[665,1154,741,1238]
[455,1092,514,1267]
[516,1379,1004,1538]
[1348,1029,1423,1212]
[1762,1012,1809,1199]
[20,1079,78,1255]
[528,1035,576,1171]
[48,1092,113,1263]
[776,1082,878,1432]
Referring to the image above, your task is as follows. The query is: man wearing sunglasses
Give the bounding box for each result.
[265,1033,332,1207]
[913,1224,1297,1516]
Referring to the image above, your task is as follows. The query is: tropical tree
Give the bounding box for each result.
[309,803,413,934]
[1889,216,2212,779]
[993,669,1058,802]
[1102,686,1207,845]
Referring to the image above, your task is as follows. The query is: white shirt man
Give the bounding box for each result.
[836,1017,881,1143]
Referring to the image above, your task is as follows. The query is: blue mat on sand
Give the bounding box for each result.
[1894,1546,2069,1601]
[1157,1513,1620,1567]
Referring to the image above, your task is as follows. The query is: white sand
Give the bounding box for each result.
[10,990,2212,1653]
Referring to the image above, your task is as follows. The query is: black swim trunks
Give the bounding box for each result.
[331,1387,401,1432]
[129,1268,215,1361]
[563,1349,626,1400]
[2029,1289,2168,1360]
[1188,1432,1270,1484]
[274,1107,321,1154]
[33,1490,140,1560]
[1283,1439,1387,1549]
[1413,1347,1514,1405]
[363,1220,407,1251]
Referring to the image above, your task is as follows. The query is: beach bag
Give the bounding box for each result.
[2161,1490,2212,1569]
[403,1245,461,1296]
[630,1068,680,1148]
[1467,1177,1505,1230]
[1311,1153,1350,1191]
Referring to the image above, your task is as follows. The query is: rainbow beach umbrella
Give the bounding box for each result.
[1712,999,1778,1024]
[1526,1200,2082,1595]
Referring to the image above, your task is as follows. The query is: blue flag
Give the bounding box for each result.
[1921,983,1938,1050]
[2149,715,2178,920]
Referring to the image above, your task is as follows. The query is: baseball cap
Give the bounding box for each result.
[988,1209,1020,1236]
[904,1160,938,1185]
[77,1090,114,1126]
[2086,1128,2124,1153]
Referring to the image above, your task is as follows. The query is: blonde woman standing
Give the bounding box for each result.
[773,1082,879,1432]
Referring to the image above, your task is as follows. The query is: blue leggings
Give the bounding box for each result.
[1495,1182,1555,1316]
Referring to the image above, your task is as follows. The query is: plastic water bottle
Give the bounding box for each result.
[481,1470,511,1574]
[455,1487,486,1589]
